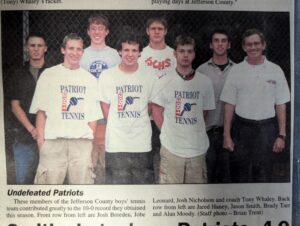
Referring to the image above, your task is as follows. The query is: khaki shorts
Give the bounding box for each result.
[34,139,95,184]
[159,146,207,184]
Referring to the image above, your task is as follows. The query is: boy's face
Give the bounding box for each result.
[88,22,108,46]
[61,39,84,69]
[210,33,230,56]
[26,37,47,61]
[174,44,195,68]
[146,21,167,44]
[119,42,140,67]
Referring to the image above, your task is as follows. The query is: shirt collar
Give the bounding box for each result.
[207,58,234,66]
[244,56,268,66]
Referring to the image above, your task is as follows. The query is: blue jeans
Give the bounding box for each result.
[13,141,39,184]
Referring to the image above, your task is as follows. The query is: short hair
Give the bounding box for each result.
[242,28,266,45]
[116,31,142,52]
[146,17,168,29]
[61,33,83,49]
[88,14,109,29]
[174,35,196,50]
[26,32,47,45]
[210,28,230,43]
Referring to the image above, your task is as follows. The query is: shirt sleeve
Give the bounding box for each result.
[29,70,50,114]
[87,79,103,122]
[6,68,22,101]
[151,76,170,107]
[87,99,102,122]
[275,66,290,105]
[202,76,216,111]
[220,67,238,105]
[97,70,111,104]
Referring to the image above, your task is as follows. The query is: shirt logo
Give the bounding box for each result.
[89,60,108,78]
[180,103,196,116]
[67,97,84,111]
[175,90,200,125]
[266,80,276,85]
[122,96,140,110]
[116,85,143,119]
[145,57,171,71]
[60,85,86,120]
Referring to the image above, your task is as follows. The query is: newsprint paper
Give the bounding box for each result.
[0,0,294,226]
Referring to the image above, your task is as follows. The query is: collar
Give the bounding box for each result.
[207,58,234,67]
[175,68,195,81]
[25,61,49,70]
[244,56,268,66]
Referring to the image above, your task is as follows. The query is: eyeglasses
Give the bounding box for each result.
[244,41,263,48]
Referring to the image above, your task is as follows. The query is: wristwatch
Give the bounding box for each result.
[277,134,286,141]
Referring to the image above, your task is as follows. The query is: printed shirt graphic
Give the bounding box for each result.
[152,70,215,157]
[139,45,176,79]
[30,64,102,139]
[80,46,120,78]
[98,65,156,153]
[88,60,108,78]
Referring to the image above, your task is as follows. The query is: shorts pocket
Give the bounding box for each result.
[86,163,96,184]
[34,165,47,184]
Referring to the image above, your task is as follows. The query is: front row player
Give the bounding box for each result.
[98,32,156,184]
[152,36,215,184]
[30,33,101,184]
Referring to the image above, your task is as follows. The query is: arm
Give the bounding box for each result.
[152,103,164,130]
[100,101,110,120]
[273,104,286,153]
[223,103,235,152]
[36,110,46,150]
[11,100,37,139]
[88,120,97,137]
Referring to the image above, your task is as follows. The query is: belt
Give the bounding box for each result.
[208,126,224,134]
[235,114,275,126]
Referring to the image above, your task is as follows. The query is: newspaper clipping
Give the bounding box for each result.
[0,0,294,226]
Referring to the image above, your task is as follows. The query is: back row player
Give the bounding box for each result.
[139,17,176,183]
[80,15,120,184]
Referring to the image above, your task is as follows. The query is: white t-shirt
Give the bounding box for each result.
[30,64,102,139]
[220,58,290,120]
[139,45,176,79]
[98,65,156,153]
[80,46,120,79]
[152,70,215,158]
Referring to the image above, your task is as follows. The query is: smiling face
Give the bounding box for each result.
[242,33,266,64]
[119,42,140,68]
[26,36,47,62]
[210,33,230,57]
[88,22,108,47]
[61,39,84,69]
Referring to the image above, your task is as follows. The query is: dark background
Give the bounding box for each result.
[1,10,291,184]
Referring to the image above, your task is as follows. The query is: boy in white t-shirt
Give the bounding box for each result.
[30,33,101,184]
[139,17,177,183]
[98,32,156,184]
[152,35,215,184]
[80,14,121,184]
